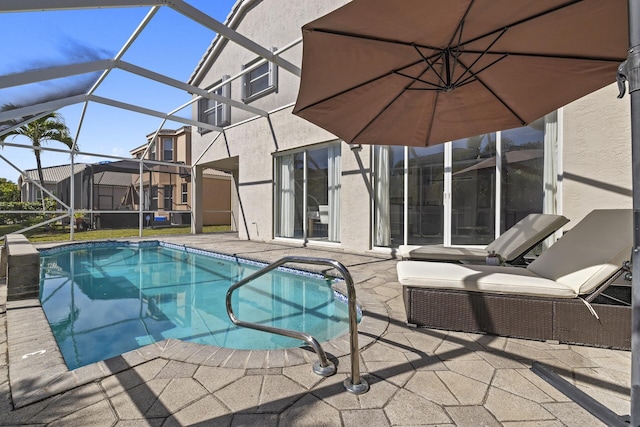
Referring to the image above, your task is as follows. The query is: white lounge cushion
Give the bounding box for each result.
[397,261,577,298]
[398,244,489,262]
[397,209,631,299]
[527,209,632,295]
[485,214,569,261]
[399,213,568,263]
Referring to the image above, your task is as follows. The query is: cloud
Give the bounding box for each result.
[3,35,115,110]
[111,147,125,156]
[9,35,113,74]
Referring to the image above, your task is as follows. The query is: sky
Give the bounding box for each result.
[0,0,238,183]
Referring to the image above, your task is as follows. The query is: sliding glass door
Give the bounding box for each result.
[274,152,304,238]
[451,133,497,245]
[500,117,545,233]
[373,115,555,248]
[275,144,341,242]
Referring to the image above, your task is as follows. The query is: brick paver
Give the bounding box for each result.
[0,233,631,426]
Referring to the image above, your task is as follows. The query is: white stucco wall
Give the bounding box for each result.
[191,0,374,250]
[561,83,632,227]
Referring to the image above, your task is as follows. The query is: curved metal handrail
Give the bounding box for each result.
[225,256,369,394]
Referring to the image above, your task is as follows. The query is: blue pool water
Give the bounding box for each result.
[39,241,355,370]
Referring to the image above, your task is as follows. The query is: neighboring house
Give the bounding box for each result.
[18,164,87,204]
[130,126,232,226]
[187,0,631,253]
[17,126,231,229]
[20,163,135,213]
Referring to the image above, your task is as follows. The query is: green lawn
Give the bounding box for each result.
[0,224,231,243]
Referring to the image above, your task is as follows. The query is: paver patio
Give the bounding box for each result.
[0,232,631,425]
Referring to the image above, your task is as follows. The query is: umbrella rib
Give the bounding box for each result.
[413,45,447,87]
[454,54,509,87]
[461,50,623,63]
[459,55,527,126]
[309,28,443,51]
[447,0,475,82]
[394,71,444,90]
[350,89,407,143]
[351,66,435,144]
[459,0,583,50]
[453,28,508,87]
[296,58,425,112]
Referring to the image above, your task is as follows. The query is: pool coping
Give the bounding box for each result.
[7,255,389,409]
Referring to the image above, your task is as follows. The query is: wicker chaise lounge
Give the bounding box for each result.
[399,213,569,265]
[397,209,632,349]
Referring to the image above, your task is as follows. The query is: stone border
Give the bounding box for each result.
[2,234,40,301]
[7,266,388,408]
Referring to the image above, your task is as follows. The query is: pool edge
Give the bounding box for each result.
[7,259,388,409]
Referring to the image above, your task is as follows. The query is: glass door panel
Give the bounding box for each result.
[307,147,329,240]
[451,133,497,245]
[500,119,545,232]
[274,153,304,238]
[373,146,405,247]
[407,145,444,245]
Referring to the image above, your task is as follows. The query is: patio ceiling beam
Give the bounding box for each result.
[0,0,163,12]
[87,94,223,132]
[0,60,112,89]
[167,0,301,77]
[0,94,87,127]
[86,6,159,97]
[0,110,52,138]
[0,58,268,117]
[0,139,192,168]
[1,0,302,77]
[115,60,268,116]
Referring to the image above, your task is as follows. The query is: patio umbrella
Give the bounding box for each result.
[293,0,628,147]
[293,0,640,424]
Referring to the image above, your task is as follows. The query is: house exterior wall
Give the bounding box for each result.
[191,0,632,249]
[129,126,231,226]
[561,83,632,227]
[19,179,56,203]
[203,175,232,226]
[191,0,369,248]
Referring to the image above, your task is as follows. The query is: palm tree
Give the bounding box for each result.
[0,103,75,200]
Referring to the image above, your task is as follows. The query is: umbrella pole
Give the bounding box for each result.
[629,1,640,425]
[535,3,640,425]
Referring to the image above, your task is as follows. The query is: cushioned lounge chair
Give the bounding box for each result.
[399,213,569,265]
[397,209,632,349]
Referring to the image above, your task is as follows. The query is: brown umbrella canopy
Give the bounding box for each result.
[293,0,629,147]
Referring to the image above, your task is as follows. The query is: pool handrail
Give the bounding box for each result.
[225,255,369,394]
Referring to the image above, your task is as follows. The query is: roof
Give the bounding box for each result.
[91,171,136,187]
[203,168,232,178]
[88,160,189,175]
[189,0,260,86]
[21,164,87,184]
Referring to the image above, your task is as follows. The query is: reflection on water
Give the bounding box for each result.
[39,243,352,370]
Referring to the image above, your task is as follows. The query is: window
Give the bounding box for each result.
[242,50,278,103]
[198,76,230,133]
[162,137,173,161]
[149,143,156,160]
[181,183,188,204]
[274,144,341,242]
[163,185,173,210]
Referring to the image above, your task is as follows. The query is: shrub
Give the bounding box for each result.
[0,199,57,225]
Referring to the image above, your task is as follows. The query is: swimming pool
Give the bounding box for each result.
[39,241,356,370]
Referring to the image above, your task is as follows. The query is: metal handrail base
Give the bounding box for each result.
[226,255,369,394]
